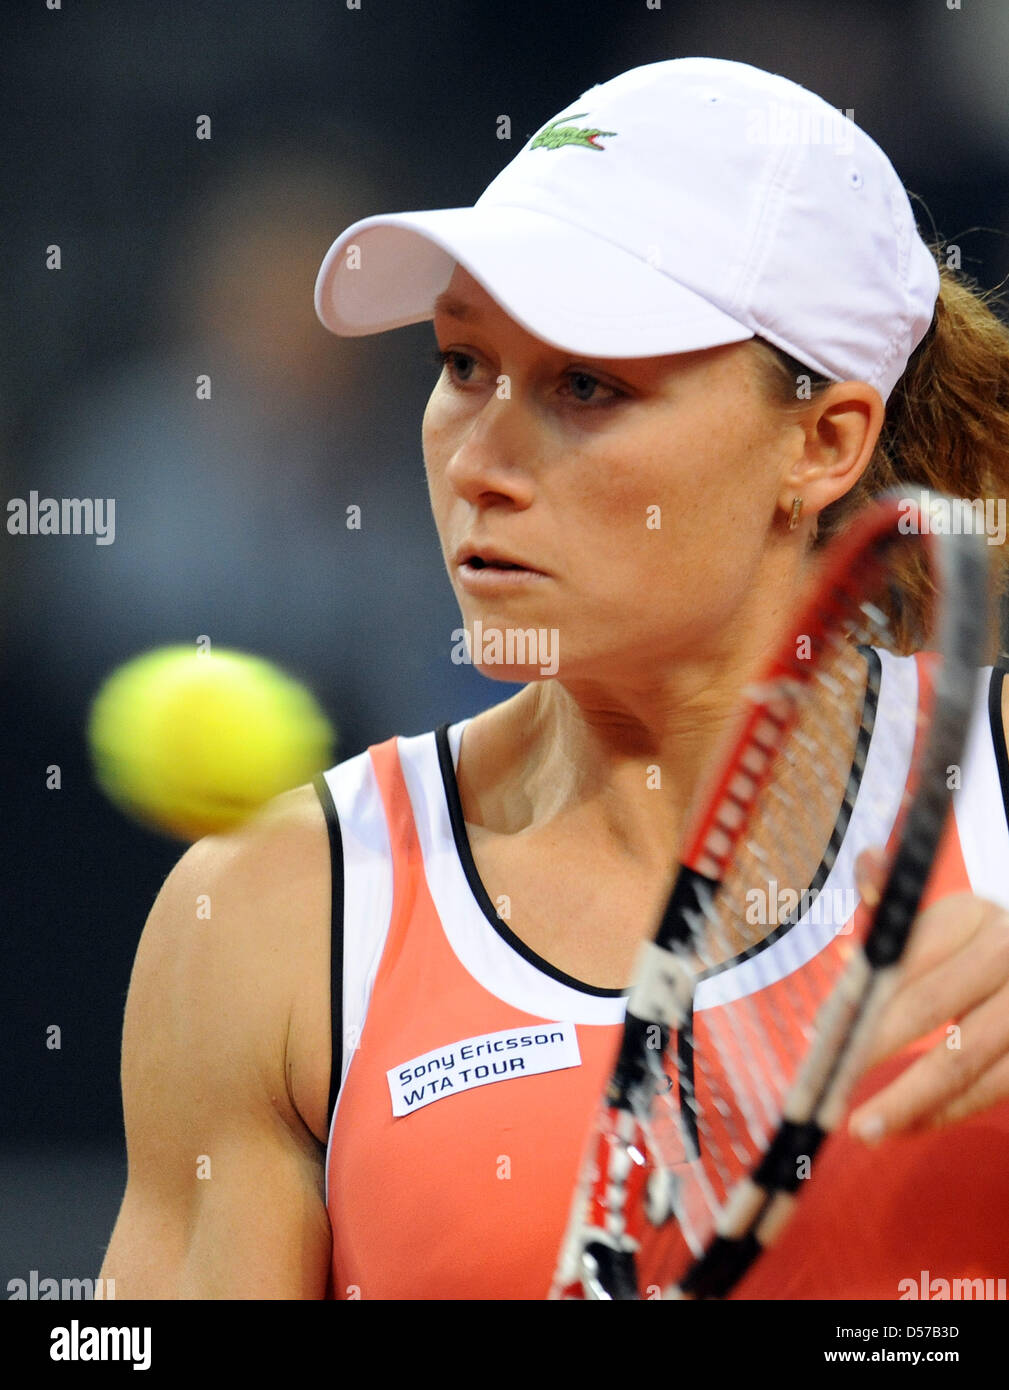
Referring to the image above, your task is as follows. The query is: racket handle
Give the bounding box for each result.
[655,865,719,950]
[582,1241,641,1301]
[609,1011,665,1111]
[609,870,713,1107]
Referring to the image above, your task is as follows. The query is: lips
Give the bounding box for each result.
[453,543,550,595]
[466,555,525,571]
[453,543,544,574]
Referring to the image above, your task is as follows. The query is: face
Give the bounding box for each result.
[423,266,803,689]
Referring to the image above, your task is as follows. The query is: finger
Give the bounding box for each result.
[849,978,1009,1142]
[855,856,992,989]
[855,905,1009,1070]
[896,893,997,983]
[928,1048,1009,1128]
[854,846,887,907]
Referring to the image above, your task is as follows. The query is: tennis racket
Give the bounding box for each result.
[551,489,990,1300]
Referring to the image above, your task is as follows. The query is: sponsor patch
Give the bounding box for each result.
[388,1022,581,1116]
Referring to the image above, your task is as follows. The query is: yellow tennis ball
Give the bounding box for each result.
[87,646,336,841]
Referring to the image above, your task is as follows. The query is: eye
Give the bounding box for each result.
[430,347,477,382]
[429,347,625,407]
[560,369,622,405]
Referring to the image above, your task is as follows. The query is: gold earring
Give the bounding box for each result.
[788,496,803,531]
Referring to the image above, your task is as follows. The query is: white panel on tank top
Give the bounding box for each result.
[319,749,395,1116]
[953,666,1009,910]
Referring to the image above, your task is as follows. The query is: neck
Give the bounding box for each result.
[456,544,820,867]
[458,647,768,873]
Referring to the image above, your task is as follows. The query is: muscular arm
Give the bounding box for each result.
[100,787,333,1298]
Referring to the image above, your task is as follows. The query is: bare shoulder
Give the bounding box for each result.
[143,781,334,1144]
[100,781,334,1298]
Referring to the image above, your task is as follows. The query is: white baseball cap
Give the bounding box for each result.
[315,57,939,401]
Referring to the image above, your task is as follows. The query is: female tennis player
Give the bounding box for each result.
[101,58,1009,1300]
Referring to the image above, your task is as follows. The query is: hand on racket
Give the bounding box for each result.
[847,848,1009,1140]
[550,490,990,1301]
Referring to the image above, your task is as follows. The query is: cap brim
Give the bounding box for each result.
[315,204,755,359]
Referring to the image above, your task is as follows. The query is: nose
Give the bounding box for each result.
[439,396,538,509]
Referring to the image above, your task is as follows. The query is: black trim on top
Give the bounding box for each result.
[987,663,1009,839]
[434,722,627,999]
[312,771,346,1136]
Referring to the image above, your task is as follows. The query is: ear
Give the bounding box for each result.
[776,381,885,519]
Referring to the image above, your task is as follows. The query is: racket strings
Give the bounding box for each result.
[647,618,896,1262]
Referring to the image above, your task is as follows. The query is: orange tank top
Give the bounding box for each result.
[315,650,1009,1299]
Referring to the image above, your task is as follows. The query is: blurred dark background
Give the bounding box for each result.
[3,0,1008,1292]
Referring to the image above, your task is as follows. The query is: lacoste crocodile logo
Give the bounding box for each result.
[530,112,618,152]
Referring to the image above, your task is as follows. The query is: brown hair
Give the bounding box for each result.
[753,261,1009,660]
